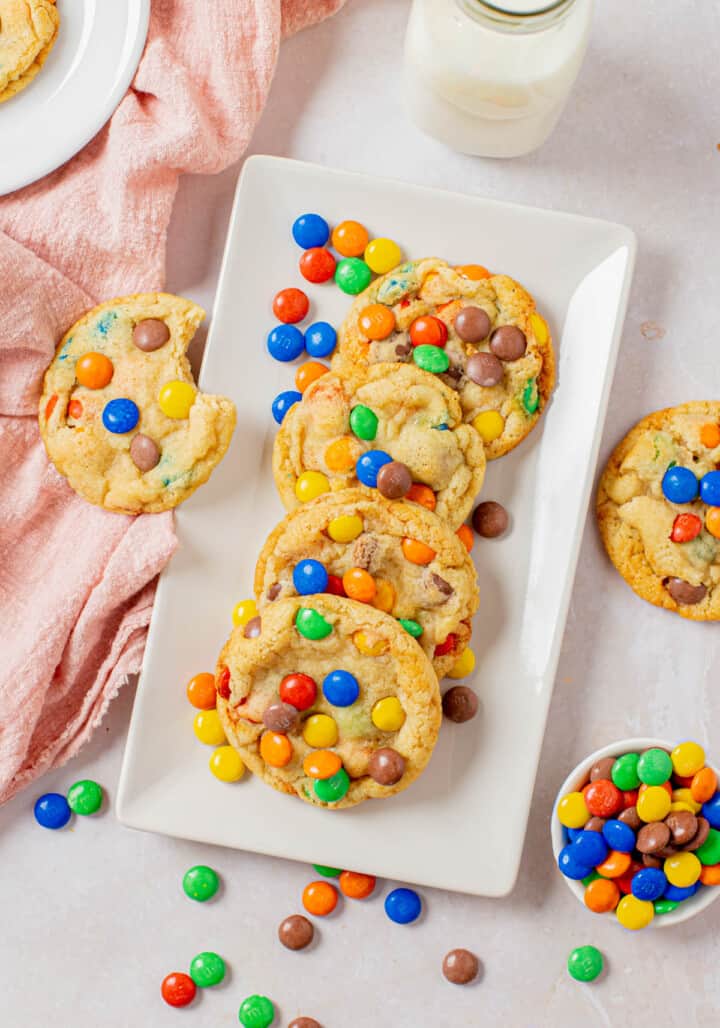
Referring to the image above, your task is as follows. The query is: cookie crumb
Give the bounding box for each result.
[640,321,666,341]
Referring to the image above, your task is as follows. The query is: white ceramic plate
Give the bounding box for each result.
[0,0,150,196]
[117,156,636,897]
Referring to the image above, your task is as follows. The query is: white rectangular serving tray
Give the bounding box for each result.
[117,155,636,897]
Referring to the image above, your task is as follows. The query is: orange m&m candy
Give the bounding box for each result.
[584,877,620,913]
[303,750,342,780]
[409,316,447,348]
[700,863,720,886]
[325,436,358,471]
[44,394,58,420]
[596,850,632,879]
[401,538,436,566]
[76,352,114,390]
[372,579,396,613]
[260,731,293,768]
[302,880,338,916]
[456,524,473,553]
[296,361,329,393]
[342,568,376,603]
[332,220,369,258]
[700,423,720,448]
[358,304,396,341]
[691,766,718,803]
[339,870,376,900]
[706,508,720,540]
[186,672,217,710]
[273,287,309,325]
[455,264,491,280]
[406,483,436,511]
[67,398,83,419]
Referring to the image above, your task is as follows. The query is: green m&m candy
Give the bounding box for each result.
[581,870,601,886]
[398,618,423,638]
[350,404,378,441]
[611,752,641,791]
[67,779,103,815]
[296,607,333,641]
[238,994,275,1028]
[696,828,720,866]
[567,945,603,983]
[314,767,350,804]
[313,863,342,877]
[182,865,219,902]
[654,899,679,915]
[412,344,449,375]
[522,377,539,415]
[190,951,226,988]
[335,258,372,295]
[637,748,673,786]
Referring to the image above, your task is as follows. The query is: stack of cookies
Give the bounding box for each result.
[216,257,556,809]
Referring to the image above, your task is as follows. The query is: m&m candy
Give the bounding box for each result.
[322,669,359,707]
[76,352,113,389]
[66,779,103,816]
[409,316,447,348]
[637,747,673,785]
[557,791,591,829]
[413,344,449,375]
[343,567,376,602]
[304,321,337,357]
[332,220,369,257]
[611,752,640,790]
[233,599,258,627]
[273,287,309,324]
[314,767,350,803]
[385,887,422,924]
[339,870,376,899]
[447,647,476,679]
[238,994,275,1028]
[209,746,245,782]
[300,249,336,284]
[473,410,504,443]
[189,951,226,988]
[293,559,329,596]
[661,466,698,504]
[186,672,217,709]
[296,607,333,640]
[371,697,406,732]
[267,324,305,362]
[616,894,654,930]
[364,238,402,274]
[356,450,392,488]
[34,793,71,829]
[303,750,342,780]
[182,865,219,902]
[313,864,342,877]
[295,361,329,393]
[272,389,302,424]
[671,741,706,778]
[161,972,196,1007]
[303,880,339,916]
[631,867,667,901]
[700,470,720,506]
[359,304,395,340]
[102,398,139,434]
[567,945,603,982]
[293,213,330,249]
[328,514,363,542]
[295,470,331,503]
[193,709,226,746]
[303,714,338,748]
[350,404,379,441]
[158,381,196,419]
[280,672,317,710]
[335,258,372,295]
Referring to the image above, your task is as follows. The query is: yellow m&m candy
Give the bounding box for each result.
[664,852,701,888]
[637,785,671,822]
[303,714,338,748]
[616,894,654,931]
[557,791,590,829]
[447,647,476,680]
[529,312,549,345]
[193,709,226,747]
[232,599,258,627]
[671,788,701,813]
[353,630,387,656]
[364,238,402,275]
[372,579,396,613]
[328,514,363,542]
[371,697,406,732]
[295,471,330,503]
[209,745,245,782]
[472,410,504,444]
[671,741,706,778]
[158,380,196,419]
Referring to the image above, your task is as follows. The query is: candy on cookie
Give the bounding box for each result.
[597,402,720,620]
[215,595,442,809]
[332,257,555,459]
[272,362,486,530]
[39,293,236,514]
[0,0,60,104]
[254,489,478,677]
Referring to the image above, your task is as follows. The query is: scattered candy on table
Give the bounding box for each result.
[303,880,339,917]
[442,948,480,986]
[189,951,226,988]
[292,213,330,249]
[384,887,422,924]
[182,864,220,902]
[567,945,603,982]
[273,287,309,324]
[304,321,337,357]
[238,994,275,1028]
[34,792,72,830]
[300,248,336,283]
[278,914,314,950]
[267,324,305,362]
[66,779,103,816]
[161,972,197,1008]
[332,219,369,257]
[556,741,720,929]
[186,672,218,709]
[272,389,303,424]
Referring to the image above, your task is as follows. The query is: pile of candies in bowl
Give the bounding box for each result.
[551,738,720,929]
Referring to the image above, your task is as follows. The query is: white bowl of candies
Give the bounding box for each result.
[551,738,720,929]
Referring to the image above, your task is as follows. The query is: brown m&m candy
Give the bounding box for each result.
[278,914,314,951]
[683,816,710,852]
[584,817,607,832]
[130,433,160,471]
[642,853,662,868]
[132,318,170,352]
[288,1019,322,1028]
[376,460,412,500]
[618,806,642,831]
[636,821,670,854]
[489,325,526,361]
[454,307,491,343]
[589,757,616,782]
[442,686,478,724]
[666,810,698,845]
[472,501,509,539]
[466,352,503,387]
[368,748,405,786]
[442,948,480,985]
[263,702,298,733]
[244,616,262,638]
[665,578,707,605]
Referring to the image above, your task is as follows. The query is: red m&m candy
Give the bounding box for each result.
[280,673,317,710]
[273,288,310,324]
[161,972,197,1007]
[326,574,346,596]
[409,316,447,348]
[300,248,336,284]
[670,513,702,543]
[584,779,623,818]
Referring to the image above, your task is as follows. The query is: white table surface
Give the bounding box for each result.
[3,2,719,1026]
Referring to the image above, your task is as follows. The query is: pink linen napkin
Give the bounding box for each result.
[0,0,346,804]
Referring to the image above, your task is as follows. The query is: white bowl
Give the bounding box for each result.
[551,737,720,928]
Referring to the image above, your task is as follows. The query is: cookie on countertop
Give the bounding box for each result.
[0,0,59,104]
[272,362,486,530]
[254,489,479,677]
[332,258,554,460]
[216,595,442,808]
[597,402,720,620]
[39,293,236,514]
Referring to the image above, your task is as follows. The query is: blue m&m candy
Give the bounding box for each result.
[322,670,359,707]
[661,466,698,504]
[701,793,720,829]
[700,471,720,506]
[557,844,592,881]
[385,887,422,924]
[356,450,392,488]
[663,881,701,903]
[304,322,337,358]
[272,390,302,425]
[573,830,608,867]
[267,324,305,362]
[34,793,72,829]
[602,819,636,853]
[292,213,330,249]
[631,867,667,901]
[293,559,328,595]
[102,398,139,434]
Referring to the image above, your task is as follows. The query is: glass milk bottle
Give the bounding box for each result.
[404,0,593,158]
